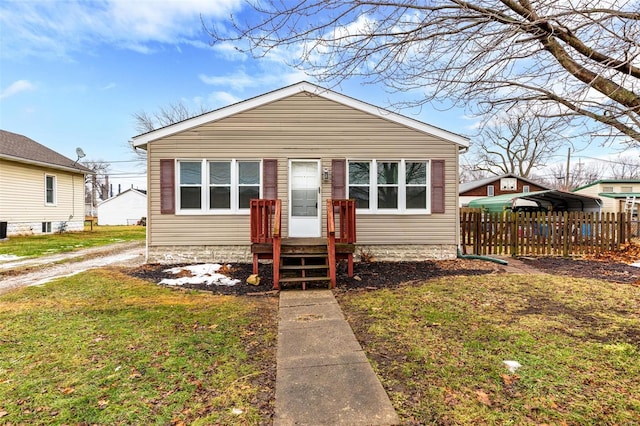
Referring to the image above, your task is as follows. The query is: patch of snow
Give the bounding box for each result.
[503,360,522,373]
[0,254,24,262]
[160,263,240,287]
[630,261,640,268]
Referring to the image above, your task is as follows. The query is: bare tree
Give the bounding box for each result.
[609,155,640,178]
[210,0,640,146]
[133,101,210,134]
[81,160,110,216]
[130,101,211,160]
[542,161,605,190]
[466,113,568,177]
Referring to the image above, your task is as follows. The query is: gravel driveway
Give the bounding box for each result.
[0,241,145,295]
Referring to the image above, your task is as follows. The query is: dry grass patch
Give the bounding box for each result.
[0,269,278,425]
[338,274,640,425]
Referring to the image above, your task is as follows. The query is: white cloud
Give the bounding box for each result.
[0,0,243,59]
[207,91,241,108]
[0,80,36,99]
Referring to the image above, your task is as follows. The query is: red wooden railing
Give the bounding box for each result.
[250,199,281,288]
[327,199,356,288]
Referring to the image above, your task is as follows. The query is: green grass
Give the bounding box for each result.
[0,225,146,258]
[0,270,278,424]
[338,274,640,425]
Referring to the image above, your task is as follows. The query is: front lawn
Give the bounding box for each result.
[0,269,278,425]
[0,225,146,258]
[338,274,640,424]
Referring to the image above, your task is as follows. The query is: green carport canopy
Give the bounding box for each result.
[467,190,601,213]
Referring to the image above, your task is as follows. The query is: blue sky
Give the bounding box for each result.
[1,0,636,191]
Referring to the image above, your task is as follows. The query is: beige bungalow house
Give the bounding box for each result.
[572,179,640,215]
[0,130,92,237]
[132,82,469,273]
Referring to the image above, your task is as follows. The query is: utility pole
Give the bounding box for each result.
[565,147,571,190]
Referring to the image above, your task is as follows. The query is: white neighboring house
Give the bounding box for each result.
[97,188,147,225]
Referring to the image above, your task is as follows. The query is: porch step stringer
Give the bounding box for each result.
[277,249,331,290]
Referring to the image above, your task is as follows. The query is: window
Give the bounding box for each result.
[348,162,370,209]
[405,162,427,209]
[177,159,261,213]
[523,185,530,193]
[42,222,51,233]
[347,159,429,213]
[602,186,614,192]
[45,175,56,205]
[377,162,398,209]
[621,186,633,192]
[500,177,517,191]
[179,161,202,209]
[487,185,495,196]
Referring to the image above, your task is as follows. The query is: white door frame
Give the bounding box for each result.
[288,159,321,238]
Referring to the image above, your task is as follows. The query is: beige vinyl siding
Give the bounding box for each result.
[147,93,460,247]
[573,185,618,212]
[0,159,86,222]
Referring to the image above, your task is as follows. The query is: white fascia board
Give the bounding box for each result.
[0,154,92,175]
[132,81,470,148]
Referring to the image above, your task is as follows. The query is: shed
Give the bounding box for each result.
[97,188,147,225]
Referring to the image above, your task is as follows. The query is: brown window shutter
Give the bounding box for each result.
[332,159,346,199]
[263,159,277,199]
[160,159,175,214]
[431,160,445,214]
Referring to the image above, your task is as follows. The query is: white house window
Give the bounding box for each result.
[523,185,530,193]
[348,161,370,209]
[178,159,261,213]
[42,222,52,233]
[237,161,260,209]
[602,186,614,192]
[348,159,429,213]
[377,162,399,209]
[405,162,428,209]
[179,161,202,209]
[209,161,231,209]
[621,186,633,192]
[500,177,517,191]
[45,175,56,205]
[487,185,495,196]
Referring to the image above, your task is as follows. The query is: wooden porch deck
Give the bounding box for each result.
[250,199,356,290]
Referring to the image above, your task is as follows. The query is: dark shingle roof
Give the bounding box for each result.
[0,129,92,173]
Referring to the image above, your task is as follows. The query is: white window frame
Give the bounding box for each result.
[523,185,530,193]
[487,185,495,196]
[176,159,262,215]
[602,186,614,192]
[347,159,430,214]
[44,174,56,206]
[621,186,633,192]
[500,177,517,191]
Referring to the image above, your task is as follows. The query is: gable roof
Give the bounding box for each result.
[0,129,92,174]
[572,179,640,192]
[132,81,470,148]
[459,173,551,194]
[97,187,147,206]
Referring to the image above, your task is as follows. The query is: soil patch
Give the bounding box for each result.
[519,257,639,285]
[125,259,506,295]
[125,256,639,295]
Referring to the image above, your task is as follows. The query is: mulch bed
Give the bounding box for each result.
[125,256,639,295]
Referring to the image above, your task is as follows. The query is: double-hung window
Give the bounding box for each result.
[45,174,56,205]
[178,159,260,213]
[348,160,429,213]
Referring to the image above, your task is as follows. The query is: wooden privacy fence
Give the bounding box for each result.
[460,210,633,256]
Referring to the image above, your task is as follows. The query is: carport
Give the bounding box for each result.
[468,190,602,213]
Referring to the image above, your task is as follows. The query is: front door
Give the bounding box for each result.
[289,160,321,237]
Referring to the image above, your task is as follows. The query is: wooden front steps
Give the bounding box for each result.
[279,243,331,290]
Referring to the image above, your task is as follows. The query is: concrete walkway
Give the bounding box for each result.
[275,290,399,425]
